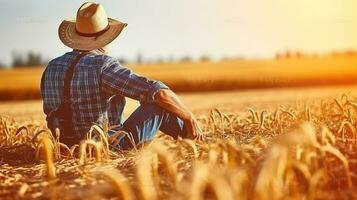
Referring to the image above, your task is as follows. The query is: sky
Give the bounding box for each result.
[0,0,357,66]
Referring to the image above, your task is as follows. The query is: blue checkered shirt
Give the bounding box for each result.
[40,50,168,136]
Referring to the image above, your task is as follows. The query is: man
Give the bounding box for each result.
[41,2,202,149]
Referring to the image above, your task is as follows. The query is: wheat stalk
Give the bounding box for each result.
[102,169,135,200]
[39,133,56,180]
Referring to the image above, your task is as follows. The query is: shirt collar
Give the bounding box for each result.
[90,49,105,55]
[72,49,105,55]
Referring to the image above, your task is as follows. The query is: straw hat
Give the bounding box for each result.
[58,2,127,51]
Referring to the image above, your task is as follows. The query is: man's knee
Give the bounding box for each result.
[123,103,167,131]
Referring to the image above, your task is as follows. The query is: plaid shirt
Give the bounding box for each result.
[41,50,168,136]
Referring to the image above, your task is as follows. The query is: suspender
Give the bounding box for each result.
[60,52,89,124]
[46,52,89,145]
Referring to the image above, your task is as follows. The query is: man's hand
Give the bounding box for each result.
[155,89,203,139]
[184,115,203,139]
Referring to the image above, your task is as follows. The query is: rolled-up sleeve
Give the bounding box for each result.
[101,58,169,103]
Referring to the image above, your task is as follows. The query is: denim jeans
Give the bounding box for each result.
[111,103,187,150]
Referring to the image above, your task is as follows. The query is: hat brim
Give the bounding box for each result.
[58,18,127,51]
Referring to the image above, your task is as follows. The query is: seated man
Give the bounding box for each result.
[40,2,202,149]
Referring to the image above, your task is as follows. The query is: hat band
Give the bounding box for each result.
[75,24,110,37]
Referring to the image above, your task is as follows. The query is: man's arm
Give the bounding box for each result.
[101,59,201,138]
[154,89,202,139]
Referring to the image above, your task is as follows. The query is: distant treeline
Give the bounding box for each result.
[11,51,47,68]
[0,51,214,68]
[275,49,357,59]
[117,53,212,65]
[1,49,357,68]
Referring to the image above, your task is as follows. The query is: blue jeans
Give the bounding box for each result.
[112,103,187,150]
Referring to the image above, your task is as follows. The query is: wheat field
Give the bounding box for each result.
[2,55,357,100]
[1,88,357,199]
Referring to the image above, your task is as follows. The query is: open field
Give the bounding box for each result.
[1,86,357,199]
[1,55,357,100]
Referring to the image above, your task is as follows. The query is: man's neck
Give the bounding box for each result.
[90,49,105,55]
[73,49,107,55]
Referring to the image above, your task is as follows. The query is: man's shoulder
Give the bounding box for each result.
[47,51,73,66]
[100,54,119,65]
[97,55,125,71]
[46,51,120,69]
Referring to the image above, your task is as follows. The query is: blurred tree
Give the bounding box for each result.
[26,52,42,66]
[200,55,211,62]
[180,56,192,63]
[284,50,291,59]
[12,52,24,67]
[12,51,43,67]
[221,57,232,61]
[330,50,357,57]
[137,52,142,64]
[331,51,340,57]
[156,58,164,64]
[344,50,356,57]
[295,50,302,58]
[275,53,282,60]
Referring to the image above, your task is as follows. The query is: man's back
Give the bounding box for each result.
[41,50,169,138]
[41,50,125,136]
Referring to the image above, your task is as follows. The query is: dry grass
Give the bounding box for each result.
[1,93,357,199]
[1,56,357,100]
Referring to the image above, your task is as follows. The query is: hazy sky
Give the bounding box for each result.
[0,0,356,65]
